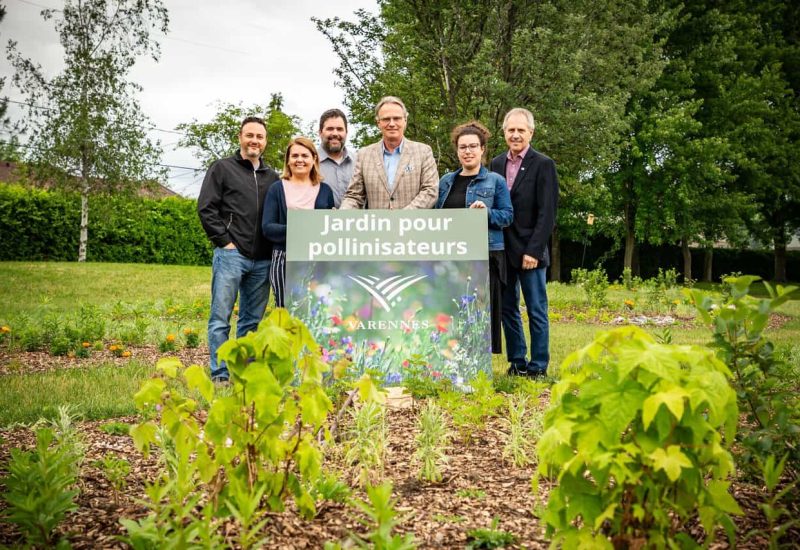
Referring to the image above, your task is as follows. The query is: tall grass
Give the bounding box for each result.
[0,361,154,426]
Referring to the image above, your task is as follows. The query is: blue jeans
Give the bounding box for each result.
[208,247,270,379]
[502,264,549,373]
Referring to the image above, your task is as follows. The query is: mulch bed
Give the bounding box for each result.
[1,339,798,548]
[1,400,797,549]
[0,345,210,376]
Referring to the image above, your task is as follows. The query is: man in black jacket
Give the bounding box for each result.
[489,108,559,377]
[197,116,280,382]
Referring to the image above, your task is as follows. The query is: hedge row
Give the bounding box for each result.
[0,183,213,265]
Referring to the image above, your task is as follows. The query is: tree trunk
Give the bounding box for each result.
[702,247,713,282]
[774,233,788,283]
[681,238,692,283]
[78,184,89,262]
[624,219,635,272]
[550,227,561,282]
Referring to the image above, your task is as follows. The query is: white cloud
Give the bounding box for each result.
[1,0,377,196]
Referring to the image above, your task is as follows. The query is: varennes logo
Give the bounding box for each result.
[348,274,427,312]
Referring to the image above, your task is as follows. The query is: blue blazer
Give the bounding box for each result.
[262,181,335,251]
[436,166,513,251]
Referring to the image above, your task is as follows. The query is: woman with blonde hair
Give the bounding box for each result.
[262,137,334,307]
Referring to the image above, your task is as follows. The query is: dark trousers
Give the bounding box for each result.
[489,250,506,354]
[501,262,549,373]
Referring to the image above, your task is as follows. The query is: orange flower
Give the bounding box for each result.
[166,334,176,343]
[121,350,131,358]
[109,344,120,351]
[183,327,193,335]
[624,299,635,309]
[82,341,91,348]
[435,313,451,333]
[0,325,10,333]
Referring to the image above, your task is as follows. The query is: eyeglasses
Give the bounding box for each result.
[378,116,404,124]
[457,144,482,152]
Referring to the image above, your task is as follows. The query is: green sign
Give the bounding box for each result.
[286,210,488,261]
[286,210,491,387]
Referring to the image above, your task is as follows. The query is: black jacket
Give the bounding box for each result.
[197,152,280,260]
[489,147,559,269]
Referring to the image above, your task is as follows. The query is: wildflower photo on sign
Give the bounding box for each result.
[286,210,491,387]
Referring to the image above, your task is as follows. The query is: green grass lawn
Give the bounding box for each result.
[1,261,798,427]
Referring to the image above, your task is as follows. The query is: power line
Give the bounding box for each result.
[6,98,189,137]
[1,141,202,172]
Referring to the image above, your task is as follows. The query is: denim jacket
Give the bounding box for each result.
[436,165,513,251]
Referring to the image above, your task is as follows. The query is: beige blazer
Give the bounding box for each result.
[340,139,438,209]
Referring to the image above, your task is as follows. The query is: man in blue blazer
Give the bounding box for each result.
[489,108,559,377]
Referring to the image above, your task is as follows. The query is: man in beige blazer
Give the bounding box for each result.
[340,96,438,210]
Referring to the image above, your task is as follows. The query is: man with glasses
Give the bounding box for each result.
[489,108,559,378]
[340,96,438,209]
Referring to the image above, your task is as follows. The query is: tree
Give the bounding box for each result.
[315,0,669,279]
[0,1,20,162]
[176,93,301,171]
[7,0,168,261]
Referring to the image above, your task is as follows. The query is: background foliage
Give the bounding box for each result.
[0,183,210,265]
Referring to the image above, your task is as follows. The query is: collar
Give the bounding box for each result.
[319,146,353,163]
[235,151,265,171]
[381,139,405,155]
[506,145,530,161]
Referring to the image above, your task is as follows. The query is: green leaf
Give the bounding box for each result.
[642,387,689,429]
[355,373,386,404]
[252,325,292,359]
[184,364,214,402]
[707,480,743,515]
[649,445,692,482]
[133,378,165,409]
[130,421,157,455]
[156,356,182,378]
[300,385,332,428]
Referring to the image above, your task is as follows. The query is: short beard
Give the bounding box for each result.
[322,139,343,154]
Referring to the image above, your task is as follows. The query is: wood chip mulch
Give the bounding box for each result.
[0,345,211,376]
[1,400,798,549]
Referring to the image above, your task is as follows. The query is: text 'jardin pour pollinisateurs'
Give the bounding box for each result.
[307,213,469,260]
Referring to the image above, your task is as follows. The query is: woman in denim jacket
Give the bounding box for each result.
[436,121,513,354]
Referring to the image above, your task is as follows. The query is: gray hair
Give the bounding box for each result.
[375,96,409,119]
[502,108,535,132]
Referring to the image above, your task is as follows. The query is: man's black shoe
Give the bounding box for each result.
[507,363,529,376]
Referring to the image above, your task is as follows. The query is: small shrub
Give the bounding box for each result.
[744,454,799,548]
[438,372,503,443]
[182,327,199,348]
[2,409,84,549]
[414,401,450,482]
[158,333,177,353]
[312,471,351,505]
[349,482,417,550]
[466,517,517,549]
[93,454,130,505]
[687,276,800,478]
[49,336,72,357]
[538,326,741,548]
[572,267,609,307]
[502,394,543,468]
[100,421,131,436]
[345,400,387,487]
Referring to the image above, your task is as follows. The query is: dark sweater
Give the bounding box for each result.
[262,181,335,251]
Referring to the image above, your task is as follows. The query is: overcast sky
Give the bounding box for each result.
[1,0,378,197]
